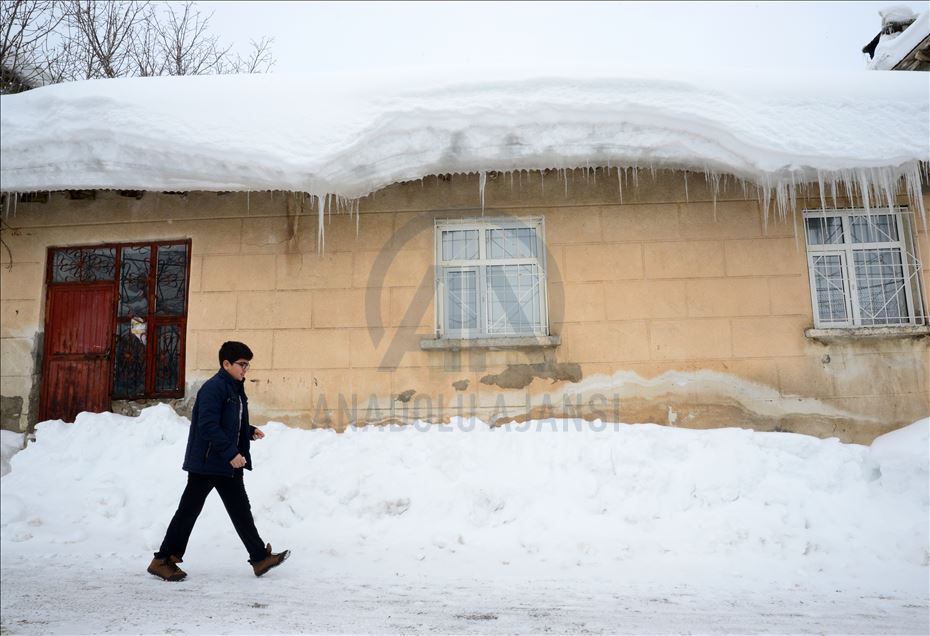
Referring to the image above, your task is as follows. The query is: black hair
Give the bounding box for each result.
[218,341,253,366]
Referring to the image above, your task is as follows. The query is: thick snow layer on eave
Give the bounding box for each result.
[869,10,930,70]
[1,68,928,208]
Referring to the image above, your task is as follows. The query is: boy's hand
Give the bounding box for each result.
[252,428,265,440]
[230,454,247,468]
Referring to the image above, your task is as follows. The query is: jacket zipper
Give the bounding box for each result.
[237,394,243,442]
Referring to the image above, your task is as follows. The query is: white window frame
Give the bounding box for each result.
[434,217,549,339]
[803,207,926,329]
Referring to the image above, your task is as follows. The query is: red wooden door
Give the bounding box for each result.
[39,285,116,422]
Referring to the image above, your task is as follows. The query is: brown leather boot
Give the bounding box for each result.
[251,543,290,577]
[147,555,186,581]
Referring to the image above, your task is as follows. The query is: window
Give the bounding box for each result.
[47,240,191,399]
[435,218,549,338]
[113,242,190,398]
[803,209,925,328]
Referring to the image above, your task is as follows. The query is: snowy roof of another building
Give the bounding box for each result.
[867,9,930,70]
[880,5,917,26]
[0,68,928,217]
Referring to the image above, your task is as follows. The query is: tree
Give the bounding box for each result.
[0,0,275,93]
[0,0,66,92]
[148,1,228,76]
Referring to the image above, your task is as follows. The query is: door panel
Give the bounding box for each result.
[40,285,115,422]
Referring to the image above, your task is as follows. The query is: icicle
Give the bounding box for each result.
[683,171,689,202]
[355,199,360,237]
[617,167,623,204]
[759,179,772,232]
[906,161,927,228]
[857,170,872,214]
[843,172,856,209]
[884,167,896,215]
[290,193,301,246]
[317,194,326,253]
[877,166,894,215]
[816,172,827,213]
[563,168,569,198]
[247,190,251,214]
[707,170,720,219]
[774,181,788,224]
[478,171,487,214]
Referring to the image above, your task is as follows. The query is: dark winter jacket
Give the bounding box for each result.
[182,368,256,477]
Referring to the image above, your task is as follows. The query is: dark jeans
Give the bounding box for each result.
[156,472,266,563]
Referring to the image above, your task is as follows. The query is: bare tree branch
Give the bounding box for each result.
[127,3,164,76]
[154,1,229,76]
[233,36,275,74]
[67,0,149,78]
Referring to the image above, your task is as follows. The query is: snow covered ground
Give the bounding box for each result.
[2,406,928,634]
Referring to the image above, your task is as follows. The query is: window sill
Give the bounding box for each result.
[805,325,930,343]
[420,335,561,351]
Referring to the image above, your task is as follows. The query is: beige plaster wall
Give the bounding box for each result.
[1,169,927,443]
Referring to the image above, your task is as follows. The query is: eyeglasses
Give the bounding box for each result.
[233,361,250,370]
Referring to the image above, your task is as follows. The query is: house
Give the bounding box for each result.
[0,69,927,444]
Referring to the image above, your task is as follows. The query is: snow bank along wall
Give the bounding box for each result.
[1,169,928,443]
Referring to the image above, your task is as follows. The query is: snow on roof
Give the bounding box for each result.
[1,68,928,220]
[868,9,930,70]
[879,5,917,27]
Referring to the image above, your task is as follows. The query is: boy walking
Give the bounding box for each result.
[147,341,289,581]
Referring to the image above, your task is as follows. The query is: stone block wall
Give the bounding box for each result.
[1,169,927,443]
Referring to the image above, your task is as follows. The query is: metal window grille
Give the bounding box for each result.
[435,218,548,338]
[803,208,926,328]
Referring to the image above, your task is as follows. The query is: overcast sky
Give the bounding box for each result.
[204,1,929,75]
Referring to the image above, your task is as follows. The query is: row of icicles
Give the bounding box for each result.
[2,161,927,253]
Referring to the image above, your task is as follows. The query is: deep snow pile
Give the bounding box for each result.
[1,405,927,589]
[0,430,23,477]
[1,69,928,222]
